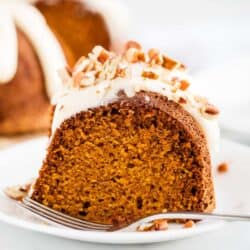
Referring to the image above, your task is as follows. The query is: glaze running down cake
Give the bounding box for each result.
[0,3,65,135]
[0,1,127,135]
[30,42,220,226]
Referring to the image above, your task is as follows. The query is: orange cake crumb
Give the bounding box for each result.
[217,162,229,173]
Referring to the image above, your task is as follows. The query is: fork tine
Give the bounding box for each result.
[22,197,112,230]
[24,197,111,229]
[24,197,110,228]
[20,202,110,231]
[20,202,108,231]
[19,203,84,229]
[23,197,111,230]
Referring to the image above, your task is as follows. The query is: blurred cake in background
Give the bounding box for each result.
[0,1,128,136]
[32,0,128,67]
[0,3,65,135]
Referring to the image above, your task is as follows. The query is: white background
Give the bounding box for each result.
[126,0,250,72]
[1,0,250,249]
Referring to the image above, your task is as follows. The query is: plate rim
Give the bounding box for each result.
[0,204,225,244]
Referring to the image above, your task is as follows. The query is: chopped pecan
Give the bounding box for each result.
[179,80,190,91]
[153,219,168,231]
[183,220,195,228]
[73,71,95,87]
[148,48,163,65]
[125,40,142,50]
[162,55,178,70]
[4,184,30,201]
[115,66,127,78]
[204,104,220,115]
[125,48,145,63]
[98,51,110,64]
[178,63,186,71]
[137,219,168,231]
[141,70,159,79]
[137,222,155,232]
[178,96,187,104]
[92,46,110,64]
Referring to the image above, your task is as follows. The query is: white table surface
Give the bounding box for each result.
[1,221,250,250]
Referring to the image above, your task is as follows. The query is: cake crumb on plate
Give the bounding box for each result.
[217,162,229,173]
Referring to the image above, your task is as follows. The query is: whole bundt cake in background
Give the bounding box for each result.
[0,3,66,135]
[30,42,220,227]
[0,1,128,136]
[32,0,128,67]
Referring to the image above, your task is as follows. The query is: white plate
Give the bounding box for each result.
[0,137,249,244]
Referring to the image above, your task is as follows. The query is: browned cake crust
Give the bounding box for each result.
[35,0,111,67]
[32,91,215,226]
[0,29,50,136]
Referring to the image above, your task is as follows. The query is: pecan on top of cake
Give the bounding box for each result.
[53,41,220,154]
[60,41,187,89]
[58,41,219,120]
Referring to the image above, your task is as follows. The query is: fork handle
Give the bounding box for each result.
[140,212,250,222]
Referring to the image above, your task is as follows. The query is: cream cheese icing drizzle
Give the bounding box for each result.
[0,6,18,83]
[51,44,220,153]
[0,2,66,97]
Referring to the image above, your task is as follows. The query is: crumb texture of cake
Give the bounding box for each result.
[31,43,219,226]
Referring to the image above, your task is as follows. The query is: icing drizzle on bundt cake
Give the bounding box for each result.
[53,41,220,153]
[0,2,66,97]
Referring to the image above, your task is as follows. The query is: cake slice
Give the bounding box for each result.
[30,42,220,226]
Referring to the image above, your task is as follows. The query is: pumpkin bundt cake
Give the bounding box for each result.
[30,42,220,227]
[0,1,127,135]
[0,3,65,135]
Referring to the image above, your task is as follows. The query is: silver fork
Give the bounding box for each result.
[20,197,111,231]
[20,197,250,231]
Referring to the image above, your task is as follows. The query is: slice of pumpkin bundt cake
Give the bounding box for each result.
[30,42,220,227]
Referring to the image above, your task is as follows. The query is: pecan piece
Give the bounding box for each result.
[141,70,159,80]
[125,40,142,50]
[183,220,195,228]
[204,104,220,115]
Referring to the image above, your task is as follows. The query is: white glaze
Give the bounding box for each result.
[0,2,66,97]
[0,5,18,83]
[51,62,220,153]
